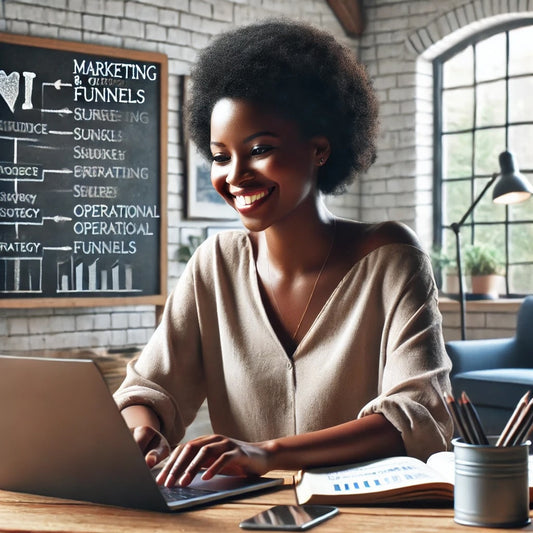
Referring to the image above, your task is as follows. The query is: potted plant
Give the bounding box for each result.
[463,243,504,298]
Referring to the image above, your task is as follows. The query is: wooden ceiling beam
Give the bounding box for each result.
[326,0,366,36]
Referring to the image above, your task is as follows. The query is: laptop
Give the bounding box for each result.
[0,355,283,511]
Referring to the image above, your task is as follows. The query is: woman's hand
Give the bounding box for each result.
[131,425,171,468]
[120,405,171,468]
[154,415,406,488]
[155,434,271,487]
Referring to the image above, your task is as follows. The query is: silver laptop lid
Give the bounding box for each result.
[0,355,174,511]
[0,355,283,512]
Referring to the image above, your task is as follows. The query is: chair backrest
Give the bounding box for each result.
[516,296,533,349]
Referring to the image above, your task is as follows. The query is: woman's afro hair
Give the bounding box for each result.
[186,19,378,194]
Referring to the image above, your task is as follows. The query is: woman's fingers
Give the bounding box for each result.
[156,435,250,487]
[160,436,223,486]
[131,425,156,452]
[201,449,243,480]
[156,441,204,486]
[131,425,170,467]
[145,439,170,468]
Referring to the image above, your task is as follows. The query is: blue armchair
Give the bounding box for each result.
[446,296,533,436]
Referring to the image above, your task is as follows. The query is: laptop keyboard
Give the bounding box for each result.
[159,484,216,503]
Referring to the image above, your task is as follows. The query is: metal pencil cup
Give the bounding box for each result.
[453,437,530,528]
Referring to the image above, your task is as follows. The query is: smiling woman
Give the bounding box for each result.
[208,97,327,232]
[113,19,453,491]
[187,21,377,197]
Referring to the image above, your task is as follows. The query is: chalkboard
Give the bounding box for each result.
[0,33,168,308]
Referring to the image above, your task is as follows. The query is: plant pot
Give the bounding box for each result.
[443,273,465,295]
[470,274,504,298]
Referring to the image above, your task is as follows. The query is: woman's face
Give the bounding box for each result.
[209,98,328,232]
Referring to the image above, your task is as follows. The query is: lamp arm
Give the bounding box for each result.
[453,172,498,230]
[450,224,466,340]
[449,172,498,340]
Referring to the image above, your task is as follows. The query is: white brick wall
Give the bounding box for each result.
[1,304,156,353]
[0,0,530,352]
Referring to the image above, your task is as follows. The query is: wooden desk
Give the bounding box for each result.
[1,481,532,532]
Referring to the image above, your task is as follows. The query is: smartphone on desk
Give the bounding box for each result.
[239,504,339,531]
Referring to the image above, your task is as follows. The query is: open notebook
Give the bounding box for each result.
[0,355,282,511]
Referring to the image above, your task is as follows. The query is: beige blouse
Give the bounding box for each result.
[114,230,453,461]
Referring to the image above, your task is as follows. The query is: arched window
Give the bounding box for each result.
[433,20,533,297]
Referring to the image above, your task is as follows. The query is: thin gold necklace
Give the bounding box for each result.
[266,218,336,341]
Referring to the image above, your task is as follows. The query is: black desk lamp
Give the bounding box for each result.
[450,151,533,340]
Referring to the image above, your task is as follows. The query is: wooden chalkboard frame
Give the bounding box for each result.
[0,33,168,308]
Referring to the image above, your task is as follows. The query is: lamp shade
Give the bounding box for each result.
[492,151,533,204]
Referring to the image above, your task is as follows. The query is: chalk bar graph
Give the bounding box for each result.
[0,257,42,292]
[56,257,136,293]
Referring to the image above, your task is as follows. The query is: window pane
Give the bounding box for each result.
[474,128,506,175]
[443,132,472,179]
[509,224,533,262]
[443,87,474,131]
[508,125,533,169]
[509,26,533,76]
[509,76,533,123]
[473,178,506,223]
[476,81,506,127]
[443,46,473,88]
[476,32,507,82]
[474,224,505,251]
[442,179,470,226]
[508,264,533,294]
[441,231,458,261]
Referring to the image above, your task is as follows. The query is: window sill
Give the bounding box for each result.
[438,296,523,313]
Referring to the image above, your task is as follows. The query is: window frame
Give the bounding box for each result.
[432,18,533,298]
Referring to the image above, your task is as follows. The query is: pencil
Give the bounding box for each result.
[460,391,489,445]
[444,392,472,444]
[496,391,530,447]
[510,406,533,446]
[519,415,533,446]
[504,398,533,447]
